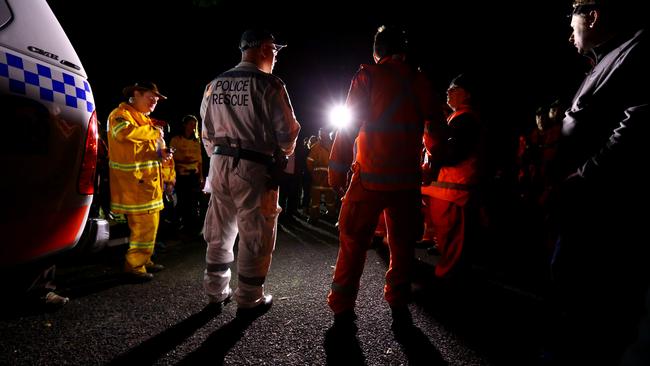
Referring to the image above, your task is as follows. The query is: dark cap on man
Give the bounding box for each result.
[122,81,167,100]
[239,29,287,52]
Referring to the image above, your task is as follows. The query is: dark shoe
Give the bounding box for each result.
[207,291,233,312]
[390,305,414,333]
[371,235,385,247]
[334,309,357,324]
[426,245,441,256]
[415,239,435,249]
[43,292,69,309]
[124,271,154,283]
[236,294,273,321]
[307,217,319,225]
[333,310,358,332]
[146,263,165,273]
[155,241,168,253]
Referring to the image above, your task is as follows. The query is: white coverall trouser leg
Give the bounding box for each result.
[203,155,280,308]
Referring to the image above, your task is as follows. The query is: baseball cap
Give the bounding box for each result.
[239,29,287,52]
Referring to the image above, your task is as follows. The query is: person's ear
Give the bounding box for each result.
[262,43,273,58]
[587,9,599,28]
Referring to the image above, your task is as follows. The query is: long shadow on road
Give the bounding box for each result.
[176,318,251,365]
[107,304,227,365]
[324,324,366,365]
[392,323,447,366]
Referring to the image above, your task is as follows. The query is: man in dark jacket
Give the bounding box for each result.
[544,1,649,363]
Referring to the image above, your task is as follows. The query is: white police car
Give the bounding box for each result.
[0,0,108,267]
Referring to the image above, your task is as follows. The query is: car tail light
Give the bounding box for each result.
[78,110,98,195]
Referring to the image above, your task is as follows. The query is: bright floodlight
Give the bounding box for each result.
[329,105,352,129]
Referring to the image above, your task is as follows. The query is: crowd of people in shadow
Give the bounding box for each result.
[4,0,649,364]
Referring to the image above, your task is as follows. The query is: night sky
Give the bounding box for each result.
[47,0,590,167]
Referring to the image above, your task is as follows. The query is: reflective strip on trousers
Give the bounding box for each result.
[207,262,233,272]
[239,274,266,286]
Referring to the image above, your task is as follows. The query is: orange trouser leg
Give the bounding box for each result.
[383,192,421,307]
[428,198,465,278]
[327,198,382,314]
[421,196,435,241]
[125,211,159,274]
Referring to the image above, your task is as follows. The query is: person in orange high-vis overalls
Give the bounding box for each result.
[327,25,444,325]
[306,128,336,224]
[108,82,172,282]
[422,73,484,280]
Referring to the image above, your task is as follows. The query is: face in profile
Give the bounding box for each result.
[261,42,281,73]
[569,13,593,54]
[133,90,160,114]
[446,84,470,111]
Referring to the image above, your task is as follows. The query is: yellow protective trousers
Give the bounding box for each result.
[125,211,159,274]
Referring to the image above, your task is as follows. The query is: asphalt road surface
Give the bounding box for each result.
[0,215,549,365]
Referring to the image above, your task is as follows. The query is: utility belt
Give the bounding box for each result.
[213,145,274,168]
[212,137,287,190]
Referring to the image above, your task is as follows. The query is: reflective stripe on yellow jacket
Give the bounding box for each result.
[107,102,164,214]
[307,141,331,188]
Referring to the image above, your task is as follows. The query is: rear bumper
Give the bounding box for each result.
[78,218,110,253]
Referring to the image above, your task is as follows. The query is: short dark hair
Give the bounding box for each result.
[571,0,643,29]
[182,114,198,124]
[373,25,408,59]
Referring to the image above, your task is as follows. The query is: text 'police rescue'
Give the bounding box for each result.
[211,80,250,106]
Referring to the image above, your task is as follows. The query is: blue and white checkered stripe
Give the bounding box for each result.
[0,50,94,113]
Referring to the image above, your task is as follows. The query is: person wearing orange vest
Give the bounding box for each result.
[108,82,171,282]
[422,73,484,280]
[306,128,336,224]
[327,25,444,326]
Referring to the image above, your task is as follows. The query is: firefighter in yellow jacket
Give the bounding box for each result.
[306,128,336,224]
[108,82,171,282]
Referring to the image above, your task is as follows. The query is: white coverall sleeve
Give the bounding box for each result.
[269,83,300,156]
[201,81,216,154]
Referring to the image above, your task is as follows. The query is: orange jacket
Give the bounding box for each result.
[329,57,442,192]
[426,108,483,206]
